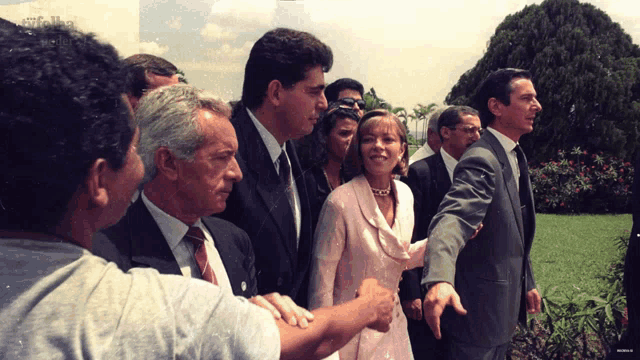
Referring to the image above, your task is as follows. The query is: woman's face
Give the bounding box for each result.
[359,119,405,177]
[327,117,358,163]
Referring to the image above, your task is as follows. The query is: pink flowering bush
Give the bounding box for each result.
[529,147,633,214]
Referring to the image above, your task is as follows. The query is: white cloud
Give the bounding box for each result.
[210,0,276,29]
[139,41,169,56]
[200,22,235,41]
[166,16,182,30]
[206,41,253,61]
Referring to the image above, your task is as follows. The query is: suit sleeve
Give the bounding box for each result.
[308,197,346,311]
[421,148,498,289]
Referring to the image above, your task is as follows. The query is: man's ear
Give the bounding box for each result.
[126,93,139,112]
[266,79,284,107]
[86,158,110,208]
[488,97,503,118]
[440,127,451,141]
[155,147,179,181]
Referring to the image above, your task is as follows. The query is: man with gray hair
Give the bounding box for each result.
[409,107,446,165]
[94,84,310,325]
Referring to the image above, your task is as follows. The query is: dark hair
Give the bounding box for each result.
[345,109,409,179]
[296,103,360,170]
[241,28,333,110]
[324,78,364,103]
[472,68,532,128]
[437,105,480,141]
[0,25,133,231]
[124,54,178,98]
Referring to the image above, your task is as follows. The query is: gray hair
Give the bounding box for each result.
[428,106,448,132]
[135,84,232,183]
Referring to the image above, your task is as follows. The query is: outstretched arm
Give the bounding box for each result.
[278,278,395,360]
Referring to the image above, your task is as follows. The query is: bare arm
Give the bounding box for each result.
[278,278,394,360]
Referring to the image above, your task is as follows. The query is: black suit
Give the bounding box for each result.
[400,152,451,359]
[216,107,314,307]
[92,198,258,298]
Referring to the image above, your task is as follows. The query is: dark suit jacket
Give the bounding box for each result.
[422,130,536,347]
[216,107,314,307]
[92,197,258,298]
[400,152,451,301]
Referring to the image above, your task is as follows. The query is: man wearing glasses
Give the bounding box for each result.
[324,78,365,117]
[400,105,481,359]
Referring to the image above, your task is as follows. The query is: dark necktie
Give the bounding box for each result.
[514,145,533,239]
[278,150,295,211]
[185,226,217,285]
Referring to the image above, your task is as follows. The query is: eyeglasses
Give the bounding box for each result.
[448,125,484,136]
[338,97,366,109]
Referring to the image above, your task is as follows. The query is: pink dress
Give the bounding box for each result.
[309,175,427,360]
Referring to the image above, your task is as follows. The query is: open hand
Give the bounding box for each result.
[249,293,315,328]
[423,282,467,339]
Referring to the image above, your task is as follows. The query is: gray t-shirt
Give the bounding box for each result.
[0,238,280,359]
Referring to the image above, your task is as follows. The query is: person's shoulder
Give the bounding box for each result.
[202,216,251,245]
[394,178,412,196]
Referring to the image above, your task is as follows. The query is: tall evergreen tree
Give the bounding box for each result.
[446,0,640,161]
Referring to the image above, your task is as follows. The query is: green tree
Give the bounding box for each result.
[176,69,188,84]
[411,103,438,145]
[363,87,392,112]
[446,0,640,162]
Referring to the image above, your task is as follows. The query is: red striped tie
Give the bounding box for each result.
[185,226,217,285]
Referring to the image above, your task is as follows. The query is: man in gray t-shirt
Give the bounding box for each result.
[0,24,395,360]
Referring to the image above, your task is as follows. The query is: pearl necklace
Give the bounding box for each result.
[370,183,391,197]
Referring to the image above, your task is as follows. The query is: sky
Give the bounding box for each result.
[2,0,640,119]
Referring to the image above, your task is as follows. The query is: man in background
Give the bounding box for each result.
[409,107,445,165]
[325,78,365,117]
[124,53,181,110]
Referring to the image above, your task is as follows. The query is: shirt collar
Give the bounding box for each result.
[439,148,458,182]
[486,126,518,153]
[141,191,206,250]
[246,108,284,164]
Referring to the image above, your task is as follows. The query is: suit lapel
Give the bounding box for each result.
[128,198,183,275]
[234,108,298,265]
[483,131,526,246]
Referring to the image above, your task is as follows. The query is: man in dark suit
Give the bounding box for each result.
[401,105,481,359]
[93,84,257,296]
[422,68,543,360]
[216,28,332,307]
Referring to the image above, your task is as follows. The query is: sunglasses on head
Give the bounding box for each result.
[338,97,366,109]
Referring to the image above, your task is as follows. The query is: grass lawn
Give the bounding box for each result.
[531,213,631,299]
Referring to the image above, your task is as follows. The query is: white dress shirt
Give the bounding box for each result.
[141,191,232,292]
[486,127,521,190]
[409,143,435,165]
[247,108,302,247]
[440,147,458,182]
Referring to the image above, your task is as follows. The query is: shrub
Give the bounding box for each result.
[529,147,633,214]
[508,235,629,359]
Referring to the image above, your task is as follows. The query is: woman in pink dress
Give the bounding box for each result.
[309,109,427,360]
